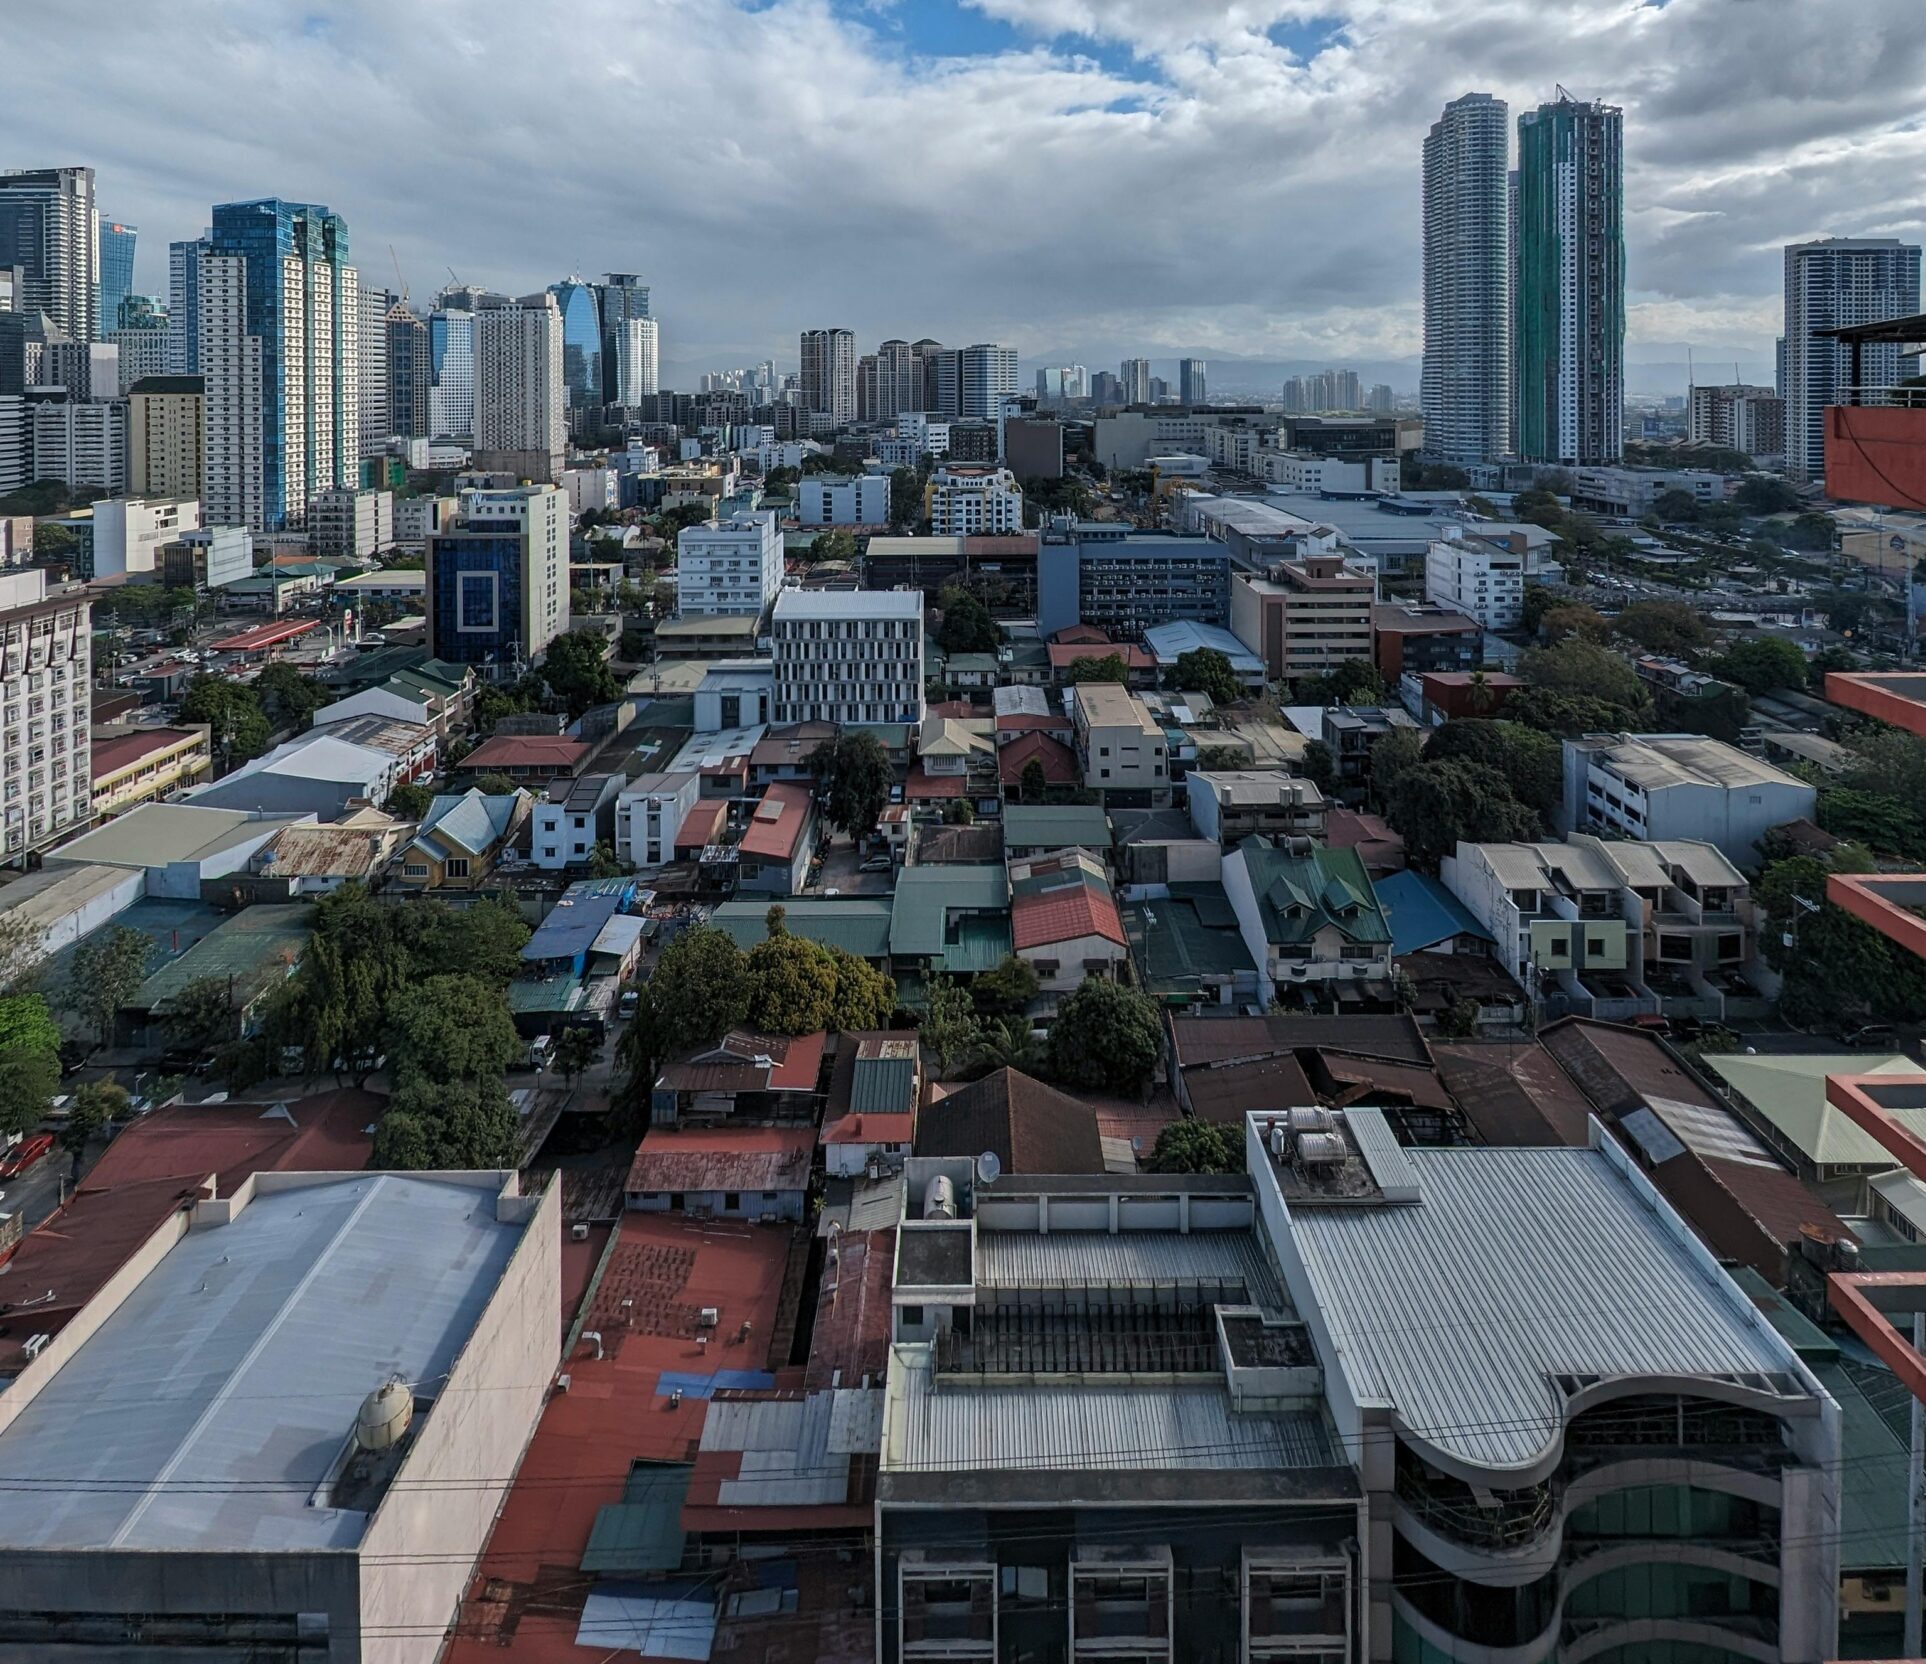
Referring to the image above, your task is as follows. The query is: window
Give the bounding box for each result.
[403,863,428,878]
[722,1191,741,1210]
[445,858,470,879]
[900,1304,925,1326]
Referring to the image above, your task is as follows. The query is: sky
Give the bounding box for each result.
[13,0,1926,381]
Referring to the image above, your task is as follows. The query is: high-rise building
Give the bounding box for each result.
[425,484,569,670]
[1688,382,1786,458]
[386,303,430,438]
[1781,237,1922,479]
[799,328,856,428]
[473,292,565,482]
[356,283,391,459]
[860,338,920,423]
[1090,369,1123,407]
[1421,92,1511,465]
[199,198,359,531]
[30,394,126,494]
[957,343,1019,421]
[1514,92,1624,465]
[548,276,602,410]
[0,168,97,344]
[1179,358,1207,405]
[429,306,475,438]
[166,235,207,373]
[909,338,948,412]
[1366,382,1396,414]
[0,569,92,856]
[606,316,658,405]
[128,374,204,499]
[106,312,169,393]
[97,219,135,340]
[595,273,650,404]
[1120,357,1153,404]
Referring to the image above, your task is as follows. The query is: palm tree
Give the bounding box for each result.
[1467,669,1495,716]
[972,1015,1043,1076]
[554,1025,602,1088]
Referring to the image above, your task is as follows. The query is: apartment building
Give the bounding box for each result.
[90,498,201,580]
[799,473,889,527]
[1230,555,1375,682]
[1037,526,1231,639]
[1186,769,1327,845]
[613,771,701,869]
[1423,530,1523,628]
[927,465,1023,536]
[770,588,925,726]
[425,484,569,671]
[1370,601,1483,678]
[88,724,213,820]
[676,511,782,618]
[1689,382,1786,458]
[1559,732,1816,863]
[472,291,565,482]
[127,375,204,499]
[309,486,395,562]
[29,396,126,495]
[1072,681,1169,808]
[1250,449,1400,494]
[0,569,92,859]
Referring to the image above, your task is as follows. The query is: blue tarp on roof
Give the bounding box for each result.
[1376,869,1494,957]
[523,892,625,964]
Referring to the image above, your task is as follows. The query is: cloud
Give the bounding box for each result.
[7,0,1918,378]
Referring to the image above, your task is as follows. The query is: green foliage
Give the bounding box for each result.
[824,946,897,1030]
[1293,659,1386,707]
[585,842,623,878]
[468,772,520,797]
[811,730,893,838]
[0,992,61,1060]
[972,1014,1043,1075]
[1063,653,1130,687]
[1018,757,1050,803]
[385,781,434,820]
[1145,1120,1244,1175]
[372,1077,521,1170]
[179,675,271,762]
[1612,600,1708,655]
[1734,476,1801,515]
[253,662,328,730]
[808,529,858,563]
[1436,997,1481,1039]
[649,926,752,1053]
[1046,977,1162,1095]
[60,1080,129,1163]
[1834,731,1926,845]
[1651,488,1703,523]
[1172,647,1241,707]
[0,1047,59,1139]
[1383,758,1540,869]
[1753,848,1926,1026]
[164,975,235,1053]
[1517,640,1648,715]
[743,934,838,1034]
[935,584,1001,654]
[539,629,620,719]
[919,977,982,1077]
[889,466,924,530]
[945,797,976,826]
[386,973,523,1085]
[1364,727,1424,803]
[972,955,1040,1016]
[1817,787,1926,859]
[1539,604,1610,645]
[67,925,154,1047]
[1299,739,1336,792]
[1504,687,1642,739]
[553,1025,601,1085]
[1423,721,1561,821]
[1714,636,1808,695]
[473,678,541,732]
[1518,584,1565,635]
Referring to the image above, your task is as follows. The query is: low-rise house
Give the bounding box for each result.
[453,733,591,786]
[245,808,410,897]
[914,712,995,794]
[613,771,701,870]
[1109,807,1221,890]
[912,1066,1108,1173]
[736,781,817,896]
[1401,669,1524,727]
[1185,769,1326,845]
[1001,802,1109,860]
[1123,880,1263,1008]
[889,865,1012,986]
[747,721,835,788]
[89,724,212,820]
[996,729,1078,794]
[991,683,1073,745]
[396,789,530,891]
[1321,704,1419,786]
[650,1029,828,1125]
[529,773,624,870]
[821,1033,920,1178]
[624,1126,815,1220]
[1008,848,1128,991]
[1072,682,1169,807]
[1325,806,1405,876]
[1375,868,1494,957]
[1221,836,1394,997]
[310,658,475,742]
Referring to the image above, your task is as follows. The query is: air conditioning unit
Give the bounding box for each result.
[570,1223,590,1243]
[697,1307,720,1328]
[555,1373,571,1393]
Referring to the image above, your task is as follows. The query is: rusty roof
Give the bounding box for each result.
[625,1126,816,1195]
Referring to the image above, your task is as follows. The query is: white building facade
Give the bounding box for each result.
[1423,531,1523,628]
[0,569,92,857]
[928,465,1023,536]
[770,589,924,726]
[91,497,201,579]
[1420,92,1511,465]
[676,511,783,618]
[474,294,565,482]
[799,474,889,527]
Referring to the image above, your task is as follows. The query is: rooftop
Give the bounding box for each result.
[90,725,204,779]
[916,1068,1106,1174]
[625,1126,816,1195]
[1009,850,1125,952]
[0,1172,527,1552]
[710,897,892,960]
[1234,836,1391,949]
[773,588,922,620]
[738,780,813,862]
[459,733,591,772]
[1375,869,1493,957]
[1141,619,1266,673]
[1001,802,1109,849]
[890,865,1010,958]
[47,802,306,872]
[410,787,524,860]
[133,903,311,1013]
[1074,681,1161,734]
[1577,731,1807,793]
[1706,1051,1926,1168]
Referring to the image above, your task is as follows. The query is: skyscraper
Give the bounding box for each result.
[1421,92,1510,465]
[357,283,391,459]
[387,302,430,438]
[606,315,658,404]
[429,303,475,439]
[167,235,207,373]
[0,167,97,342]
[1782,237,1922,479]
[1513,92,1624,465]
[596,273,649,403]
[799,328,855,429]
[199,198,359,531]
[98,219,136,338]
[548,275,602,409]
[1120,357,1152,405]
[474,292,565,482]
[1179,358,1207,405]
[957,343,1018,421]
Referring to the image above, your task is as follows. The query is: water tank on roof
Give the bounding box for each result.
[1289,1106,1336,1137]
[925,1174,957,1221]
[355,1380,414,1452]
[1296,1132,1349,1169]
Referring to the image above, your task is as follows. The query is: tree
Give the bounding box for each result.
[407,895,532,985]
[1019,757,1049,804]
[889,466,923,530]
[1424,721,1562,822]
[469,772,520,797]
[1146,1120,1244,1175]
[1505,687,1642,738]
[179,675,271,763]
[808,529,858,563]
[1538,604,1610,645]
[0,1047,58,1139]
[1173,647,1241,707]
[811,730,893,838]
[1294,659,1386,707]
[936,584,1001,654]
[164,975,235,1054]
[1651,488,1703,523]
[1612,600,1708,655]
[386,780,434,820]
[1735,476,1801,515]
[1517,640,1648,715]
[585,841,623,878]
[825,946,896,1029]
[972,1014,1043,1075]
[972,955,1040,1016]
[1365,726,1425,804]
[649,926,751,1053]
[1300,740,1336,792]
[553,1025,601,1087]
[1714,636,1808,695]
[1047,977,1162,1096]
[372,1077,521,1170]
[945,797,975,826]
[60,1080,129,1175]
[743,934,838,1034]
[386,974,524,1085]
[1817,787,1926,859]
[0,991,61,1060]
[67,924,153,1048]
[1063,653,1130,686]
[539,629,621,718]
[1383,758,1538,869]
[920,977,982,1077]
[253,661,328,730]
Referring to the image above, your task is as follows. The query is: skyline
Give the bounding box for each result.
[13,0,1926,375]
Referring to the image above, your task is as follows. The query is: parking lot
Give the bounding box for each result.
[803,836,894,898]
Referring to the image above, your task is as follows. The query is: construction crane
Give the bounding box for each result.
[388,244,408,304]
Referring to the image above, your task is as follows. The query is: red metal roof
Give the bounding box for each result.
[626,1125,817,1195]
[459,734,591,770]
[998,729,1078,785]
[208,619,319,652]
[1010,864,1126,951]
[1047,642,1154,670]
[820,1112,914,1145]
[674,798,729,851]
[1051,624,1111,644]
[90,726,202,778]
[737,781,813,861]
[903,764,966,800]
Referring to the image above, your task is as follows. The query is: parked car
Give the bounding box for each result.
[0,1133,54,1179]
[617,988,640,1020]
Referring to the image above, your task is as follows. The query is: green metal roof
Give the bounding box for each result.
[1002,804,1111,850]
[133,904,312,1013]
[851,1044,919,1115]
[890,866,1010,958]
[941,914,1014,976]
[579,1461,692,1575]
[507,975,586,1015]
[1235,837,1390,949]
[1125,882,1257,1002]
[710,898,893,960]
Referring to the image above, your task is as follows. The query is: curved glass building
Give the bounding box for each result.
[548,276,601,409]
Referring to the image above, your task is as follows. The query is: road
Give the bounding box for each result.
[0,1151,71,1239]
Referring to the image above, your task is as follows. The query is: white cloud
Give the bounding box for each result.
[7,0,1919,374]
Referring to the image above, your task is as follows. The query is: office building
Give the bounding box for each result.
[0,398,23,495]
[199,198,360,531]
[91,497,201,579]
[386,302,429,437]
[1688,382,1785,457]
[311,486,395,561]
[105,316,168,392]
[957,342,1018,420]
[1558,732,1816,862]
[799,473,889,527]
[799,327,856,429]
[1421,92,1511,464]
[30,394,126,494]
[1073,682,1169,806]
[0,309,86,396]
[676,510,783,617]
[927,464,1023,535]
[0,167,97,343]
[426,484,569,671]
[128,374,204,499]
[473,292,565,482]
[355,282,390,458]
[162,524,253,590]
[1002,414,1064,480]
[1230,554,1376,682]
[166,234,206,373]
[1120,356,1153,404]
[428,304,475,438]
[0,568,92,856]
[770,588,924,726]
[605,315,658,404]
[1178,356,1207,404]
[1423,528,1524,627]
[858,337,920,422]
[1782,237,1922,478]
[547,274,601,408]
[1514,93,1624,464]
[97,218,135,338]
[1038,525,1231,640]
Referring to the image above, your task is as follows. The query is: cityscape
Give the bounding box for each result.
[5,8,1926,1664]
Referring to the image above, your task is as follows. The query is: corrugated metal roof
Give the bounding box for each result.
[890,867,1009,958]
[133,904,311,1012]
[701,1394,848,1507]
[976,1230,1282,1303]
[712,899,893,960]
[1284,1145,1805,1473]
[940,914,1014,974]
[1002,804,1111,850]
[850,1041,917,1115]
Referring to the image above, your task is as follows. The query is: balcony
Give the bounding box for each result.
[1394,1462,1555,1551]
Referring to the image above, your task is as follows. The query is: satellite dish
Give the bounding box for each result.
[976,1150,1001,1187]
